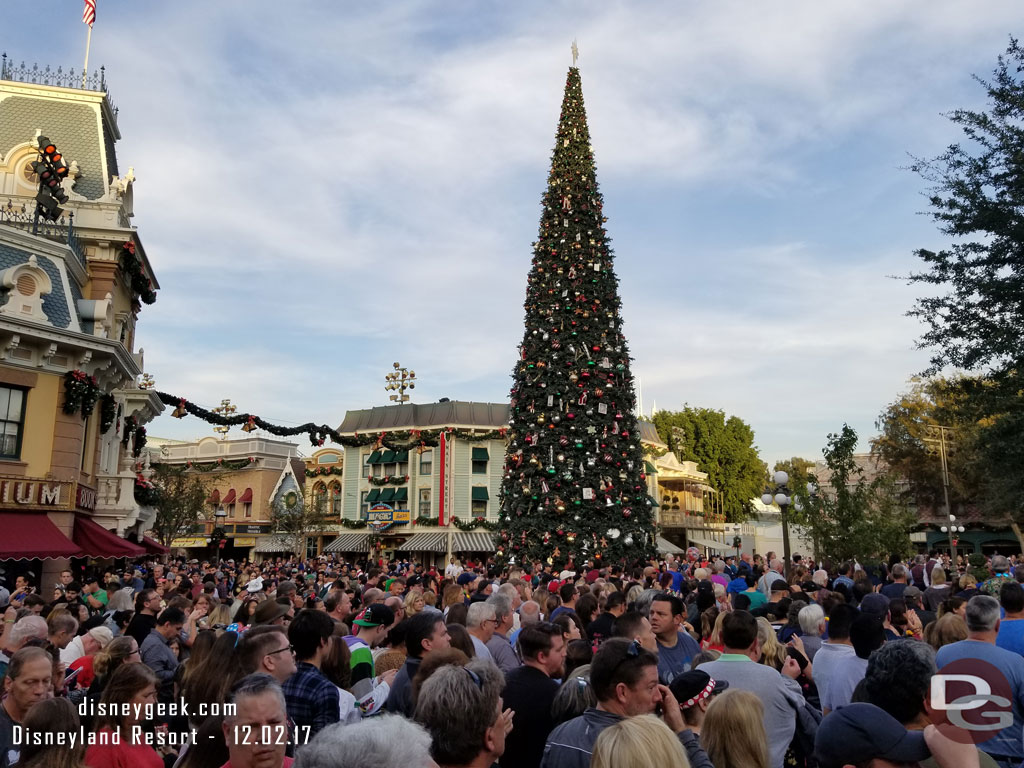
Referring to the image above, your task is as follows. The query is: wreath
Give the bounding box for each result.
[63,370,102,418]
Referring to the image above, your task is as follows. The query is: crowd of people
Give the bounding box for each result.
[0,547,1022,768]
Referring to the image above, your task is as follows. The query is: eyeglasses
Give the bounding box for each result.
[267,645,295,657]
[610,639,643,674]
[465,667,483,689]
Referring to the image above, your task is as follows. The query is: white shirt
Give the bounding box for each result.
[59,635,85,666]
[471,634,493,660]
[812,642,855,710]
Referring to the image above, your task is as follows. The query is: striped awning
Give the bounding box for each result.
[254,535,296,553]
[400,532,447,552]
[453,532,497,552]
[656,535,684,554]
[323,533,371,553]
[688,535,727,553]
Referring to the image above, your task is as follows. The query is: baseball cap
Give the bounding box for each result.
[903,586,922,601]
[669,670,728,709]
[559,570,576,580]
[253,600,290,625]
[859,593,890,616]
[814,703,929,768]
[456,572,476,586]
[353,604,395,628]
[87,626,114,649]
[726,577,748,594]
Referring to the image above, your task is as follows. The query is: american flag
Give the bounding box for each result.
[82,0,96,27]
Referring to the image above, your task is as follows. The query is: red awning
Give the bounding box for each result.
[222,489,237,504]
[0,512,81,560]
[208,489,221,504]
[239,488,253,503]
[141,536,169,554]
[72,515,146,558]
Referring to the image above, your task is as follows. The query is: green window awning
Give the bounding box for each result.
[378,488,396,503]
[648,495,660,507]
[395,450,409,462]
[380,450,397,463]
[367,450,382,464]
[365,488,381,503]
[472,447,489,461]
[644,461,656,474]
[393,487,408,503]
[471,486,489,501]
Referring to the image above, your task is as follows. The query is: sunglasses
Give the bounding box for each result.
[267,645,295,657]
[610,639,643,673]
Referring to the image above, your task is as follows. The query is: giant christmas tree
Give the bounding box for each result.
[499,65,656,568]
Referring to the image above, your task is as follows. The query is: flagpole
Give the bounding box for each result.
[82,24,92,88]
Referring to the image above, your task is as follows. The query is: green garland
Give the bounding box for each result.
[368,475,409,486]
[451,516,502,531]
[63,370,101,418]
[100,394,117,434]
[119,241,157,306]
[156,390,508,448]
[133,425,147,458]
[151,457,258,473]
[121,414,137,447]
[306,466,344,477]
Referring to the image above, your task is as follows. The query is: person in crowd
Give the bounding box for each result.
[669,669,728,743]
[541,638,710,768]
[982,555,1016,597]
[344,604,394,692]
[509,600,540,647]
[549,583,578,621]
[125,589,162,647]
[812,604,856,709]
[385,609,451,716]
[903,585,937,629]
[924,611,968,651]
[814,702,979,768]
[757,560,786,596]
[85,662,176,768]
[0,647,52,768]
[14,697,86,768]
[996,581,1024,656]
[237,625,297,683]
[447,623,476,658]
[282,609,339,738]
[700,689,769,768]
[881,563,910,599]
[858,639,999,768]
[293,715,435,768]
[46,609,78,651]
[320,635,361,724]
[403,590,425,619]
[935,595,1024,766]
[485,594,519,674]
[324,589,352,627]
[923,566,952,611]
[612,610,659,654]
[65,625,114,689]
[466,601,497,661]
[551,666,596,726]
[214,674,291,768]
[649,594,700,683]
[591,714,692,768]
[795,603,825,661]
[822,612,885,714]
[140,606,185,703]
[564,639,592,677]
[414,659,510,768]
[501,622,566,768]
[696,611,800,768]
[587,591,625,645]
[88,635,141,697]
[0,615,47,679]
[253,599,291,627]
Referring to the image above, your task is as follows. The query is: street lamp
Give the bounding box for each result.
[921,424,957,566]
[213,506,228,566]
[762,470,792,578]
[732,523,742,561]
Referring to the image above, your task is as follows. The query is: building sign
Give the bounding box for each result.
[233,536,257,547]
[0,476,71,509]
[367,504,395,523]
[170,536,209,548]
[75,483,97,511]
[235,524,267,535]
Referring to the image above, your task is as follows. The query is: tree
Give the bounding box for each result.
[908,38,1024,376]
[807,424,916,563]
[651,407,767,521]
[269,491,331,559]
[148,464,212,548]
[499,66,655,567]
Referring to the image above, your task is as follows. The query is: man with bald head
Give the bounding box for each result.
[758,559,786,597]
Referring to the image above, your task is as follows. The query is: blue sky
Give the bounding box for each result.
[3,1,1019,464]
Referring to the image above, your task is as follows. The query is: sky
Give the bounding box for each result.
[3,1,1018,464]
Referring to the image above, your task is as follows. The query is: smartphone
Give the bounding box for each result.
[63,667,81,687]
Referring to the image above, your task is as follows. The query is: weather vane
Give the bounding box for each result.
[139,373,155,390]
[571,39,579,67]
[212,399,236,438]
[385,363,416,404]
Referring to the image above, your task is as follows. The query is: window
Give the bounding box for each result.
[384,462,397,477]
[317,453,340,464]
[372,462,383,478]
[420,449,432,475]
[0,387,28,460]
[471,446,489,475]
[419,488,431,517]
[360,491,369,519]
[330,483,342,516]
[471,486,489,517]
[472,499,487,516]
[243,502,252,518]
[397,461,408,477]
[313,483,327,509]
[472,459,487,474]
[227,503,236,518]
[362,453,372,478]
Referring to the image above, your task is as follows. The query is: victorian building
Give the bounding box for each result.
[0,59,163,584]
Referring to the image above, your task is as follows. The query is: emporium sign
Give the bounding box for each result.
[0,476,92,511]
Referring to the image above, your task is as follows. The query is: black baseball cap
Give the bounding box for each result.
[353,603,395,628]
[669,670,728,709]
[815,704,929,768]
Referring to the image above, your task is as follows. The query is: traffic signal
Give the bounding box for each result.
[36,190,63,221]
[32,136,70,222]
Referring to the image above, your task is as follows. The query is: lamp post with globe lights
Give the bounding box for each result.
[941,514,965,566]
[762,470,792,578]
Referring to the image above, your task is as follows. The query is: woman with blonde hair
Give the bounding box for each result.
[404,590,425,618]
[924,612,968,651]
[756,617,787,671]
[441,584,463,616]
[591,714,691,768]
[17,698,86,768]
[701,689,770,768]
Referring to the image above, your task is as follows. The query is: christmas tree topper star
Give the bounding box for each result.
[571,39,579,67]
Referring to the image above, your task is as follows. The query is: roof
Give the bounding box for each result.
[638,420,667,449]
[0,95,107,200]
[0,242,77,329]
[338,401,510,434]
